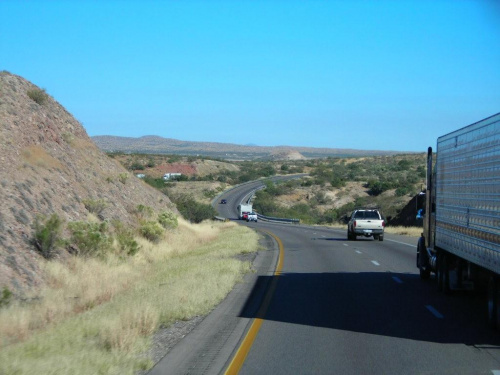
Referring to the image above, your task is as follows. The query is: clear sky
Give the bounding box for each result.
[2,0,499,152]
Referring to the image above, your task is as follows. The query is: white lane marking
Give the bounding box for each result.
[343,243,349,247]
[392,276,403,284]
[371,261,380,266]
[355,250,362,254]
[386,238,417,248]
[426,305,444,319]
[491,370,500,375]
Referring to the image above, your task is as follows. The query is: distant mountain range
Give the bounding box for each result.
[92,135,403,160]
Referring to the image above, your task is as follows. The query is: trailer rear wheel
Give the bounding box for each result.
[437,252,451,293]
[417,237,431,279]
[437,253,443,291]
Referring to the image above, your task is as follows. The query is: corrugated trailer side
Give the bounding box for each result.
[435,113,500,274]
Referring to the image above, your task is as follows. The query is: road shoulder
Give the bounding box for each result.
[146,231,279,375]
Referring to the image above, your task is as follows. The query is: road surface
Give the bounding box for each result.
[150,180,500,375]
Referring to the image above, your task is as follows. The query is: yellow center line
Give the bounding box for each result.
[224,229,284,375]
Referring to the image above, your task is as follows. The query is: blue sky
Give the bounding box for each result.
[2,0,499,152]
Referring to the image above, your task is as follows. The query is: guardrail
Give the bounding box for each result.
[256,213,300,224]
[244,186,300,224]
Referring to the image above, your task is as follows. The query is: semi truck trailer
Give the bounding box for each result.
[237,204,253,220]
[417,112,500,327]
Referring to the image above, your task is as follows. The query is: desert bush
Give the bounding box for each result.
[61,132,74,144]
[396,186,412,197]
[82,198,108,215]
[26,88,48,105]
[67,221,112,258]
[118,173,129,184]
[117,231,140,256]
[139,221,164,242]
[171,195,217,223]
[113,222,140,256]
[0,287,12,308]
[33,213,64,259]
[129,162,145,171]
[157,211,178,229]
[135,204,154,220]
[203,189,217,199]
[111,220,140,256]
[143,176,165,189]
[366,179,392,196]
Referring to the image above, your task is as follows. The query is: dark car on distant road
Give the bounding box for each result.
[220,199,227,204]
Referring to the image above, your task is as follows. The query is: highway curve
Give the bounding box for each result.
[150,179,500,375]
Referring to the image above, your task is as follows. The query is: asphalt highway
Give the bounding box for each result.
[150,179,500,375]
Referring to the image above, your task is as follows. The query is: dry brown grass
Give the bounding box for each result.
[21,145,64,170]
[0,220,259,375]
[384,225,422,237]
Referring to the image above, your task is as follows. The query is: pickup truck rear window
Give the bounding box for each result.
[354,211,380,219]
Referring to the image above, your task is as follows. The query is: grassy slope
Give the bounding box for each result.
[0,220,259,375]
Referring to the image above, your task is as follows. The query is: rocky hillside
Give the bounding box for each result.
[0,72,176,296]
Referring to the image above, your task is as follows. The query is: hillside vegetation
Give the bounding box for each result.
[0,72,261,374]
[110,151,427,225]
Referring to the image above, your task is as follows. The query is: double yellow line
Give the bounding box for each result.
[224,230,284,375]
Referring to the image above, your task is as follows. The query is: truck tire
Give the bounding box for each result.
[379,235,384,242]
[437,252,451,294]
[347,229,356,241]
[417,237,431,279]
[437,252,445,292]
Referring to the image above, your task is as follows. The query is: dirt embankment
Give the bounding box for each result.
[0,71,176,296]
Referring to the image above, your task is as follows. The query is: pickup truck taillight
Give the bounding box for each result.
[353,220,357,228]
[382,221,385,227]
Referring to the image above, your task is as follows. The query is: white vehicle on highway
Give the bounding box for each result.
[246,212,258,222]
[347,209,385,241]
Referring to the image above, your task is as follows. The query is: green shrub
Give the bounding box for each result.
[139,221,164,242]
[68,221,112,258]
[112,221,141,256]
[129,162,145,171]
[171,195,217,223]
[136,204,154,220]
[366,179,391,196]
[27,88,48,105]
[143,176,165,189]
[82,198,108,215]
[118,173,129,184]
[33,214,64,259]
[61,132,74,144]
[157,211,178,229]
[0,287,13,308]
[117,231,140,256]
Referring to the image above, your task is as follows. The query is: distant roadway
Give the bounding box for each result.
[150,177,500,375]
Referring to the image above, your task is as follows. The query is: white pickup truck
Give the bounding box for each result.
[246,212,258,222]
[347,209,385,241]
